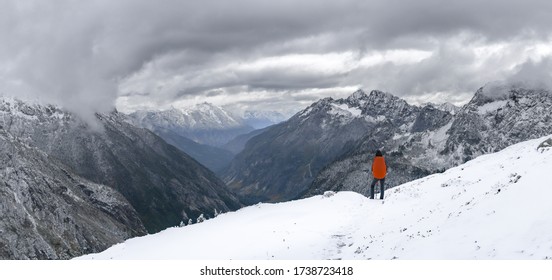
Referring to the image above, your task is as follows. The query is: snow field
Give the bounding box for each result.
[78,135,552,260]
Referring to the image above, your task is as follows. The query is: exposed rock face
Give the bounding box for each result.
[443,83,552,164]
[0,129,145,259]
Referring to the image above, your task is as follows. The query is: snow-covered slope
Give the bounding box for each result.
[78,135,552,260]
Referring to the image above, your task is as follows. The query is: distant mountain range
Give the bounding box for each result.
[242,110,288,129]
[127,103,287,172]
[224,82,552,203]
[129,103,254,147]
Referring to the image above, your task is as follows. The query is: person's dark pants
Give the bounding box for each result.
[370,178,385,199]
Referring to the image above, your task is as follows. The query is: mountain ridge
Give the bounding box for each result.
[223,90,380,203]
[223,83,552,203]
[306,82,552,198]
[129,103,254,147]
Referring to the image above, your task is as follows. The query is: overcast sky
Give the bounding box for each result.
[1,0,552,120]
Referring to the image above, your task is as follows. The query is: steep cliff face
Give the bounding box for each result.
[0,98,242,235]
[443,82,552,164]
[0,129,145,259]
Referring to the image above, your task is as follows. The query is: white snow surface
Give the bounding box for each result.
[477,100,508,115]
[329,103,362,118]
[78,135,552,260]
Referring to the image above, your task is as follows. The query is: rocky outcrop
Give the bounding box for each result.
[0,129,145,259]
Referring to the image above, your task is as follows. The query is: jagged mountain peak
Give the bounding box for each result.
[346,89,367,102]
[296,89,410,121]
[477,81,531,98]
[471,81,551,105]
[344,89,403,107]
[368,89,390,97]
[365,90,407,104]
[1,96,69,120]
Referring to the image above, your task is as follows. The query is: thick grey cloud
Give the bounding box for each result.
[1,0,552,119]
[509,57,552,88]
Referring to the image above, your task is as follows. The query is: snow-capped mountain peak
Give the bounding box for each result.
[365,89,408,106]
[129,102,254,146]
[344,89,403,108]
[297,89,407,123]
[470,80,550,108]
[346,89,367,103]
[176,102,244,128]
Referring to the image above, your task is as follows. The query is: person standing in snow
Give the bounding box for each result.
[370,150,387,200]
